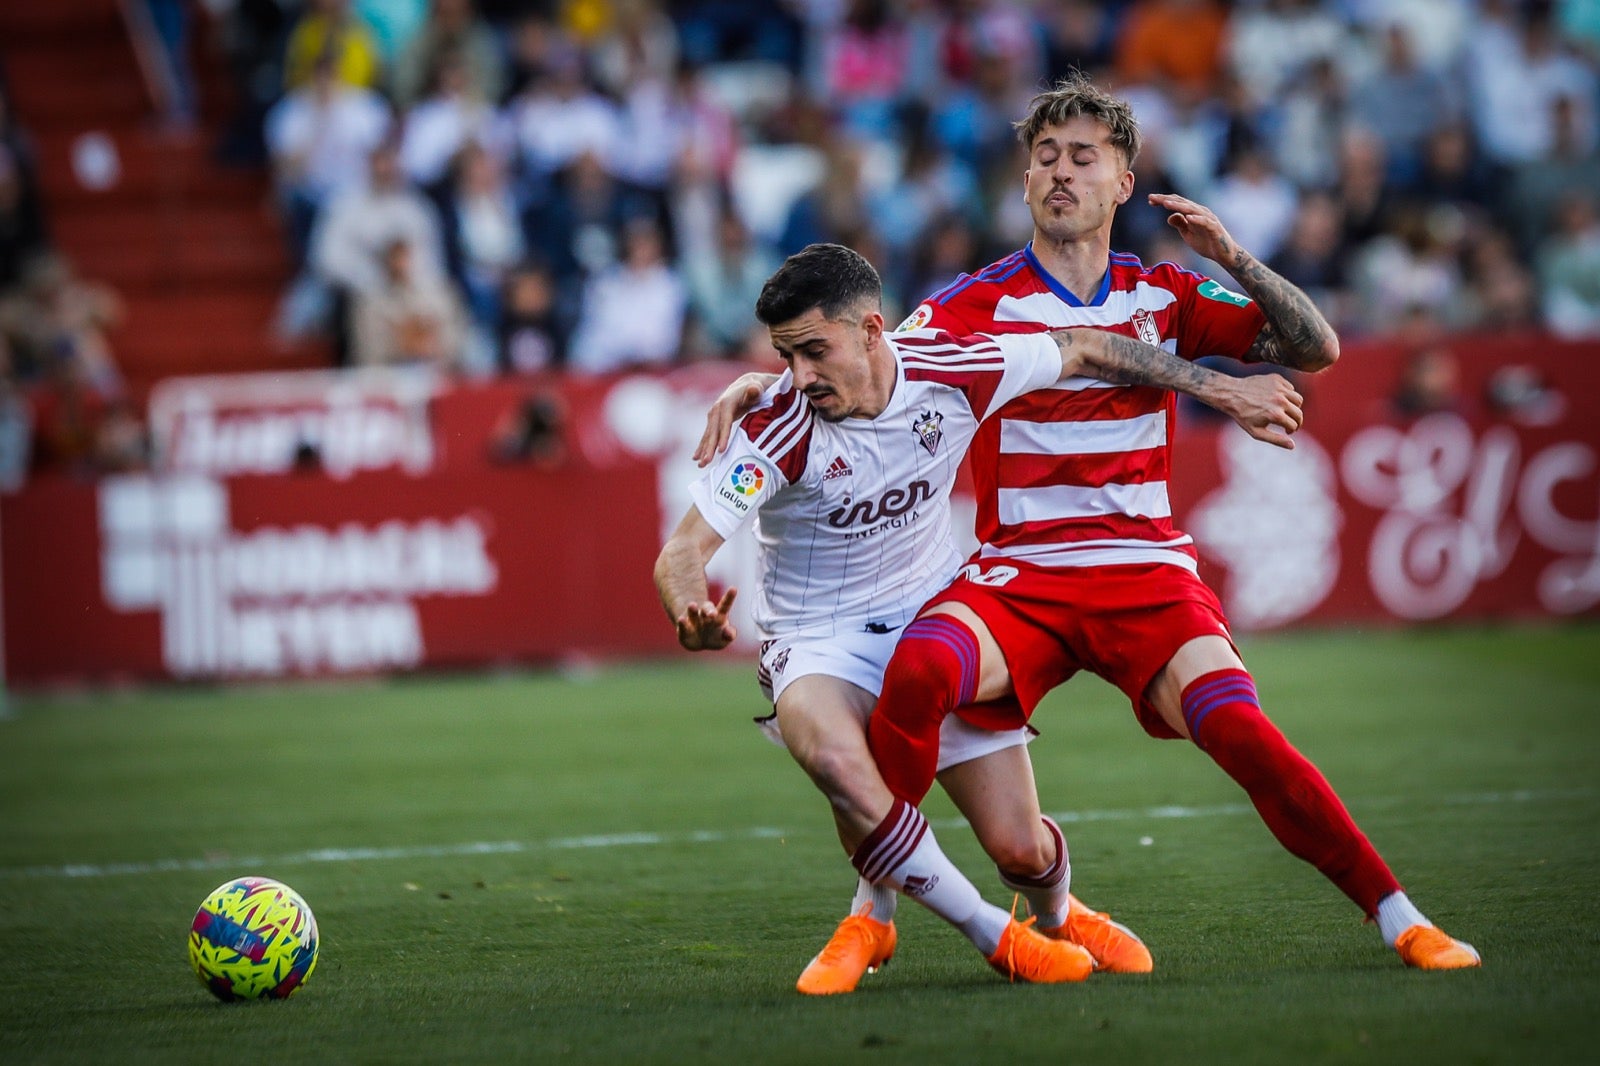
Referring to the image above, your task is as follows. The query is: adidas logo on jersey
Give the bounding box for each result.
[823,456,852,481]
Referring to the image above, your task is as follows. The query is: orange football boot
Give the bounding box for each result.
[1040,894,1154,974]
[796,906,898,995]
[987,912,1095,983]
[1395,925,1481,970]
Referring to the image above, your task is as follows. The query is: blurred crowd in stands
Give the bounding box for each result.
[1,0,1599,484]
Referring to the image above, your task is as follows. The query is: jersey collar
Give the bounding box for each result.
[1023,241,1112,307]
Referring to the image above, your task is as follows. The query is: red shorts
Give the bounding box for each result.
[926,558,1234,740]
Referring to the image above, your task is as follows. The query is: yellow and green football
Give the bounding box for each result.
[188,877,319,1001]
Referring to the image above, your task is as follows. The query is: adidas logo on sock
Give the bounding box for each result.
[823,456,852,481]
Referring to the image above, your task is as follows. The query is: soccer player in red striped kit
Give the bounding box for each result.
[702,73,1478,970]
[867,73,1478,970]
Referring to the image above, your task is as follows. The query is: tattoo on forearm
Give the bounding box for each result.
[1229,250,1337,370]
[1067,331,1214,396]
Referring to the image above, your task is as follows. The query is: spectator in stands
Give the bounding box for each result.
[683,206,778,358]
[905,210,982,308]
[1268,191,1351,328]
[1468,1,1598,167]
[522,146,667,323]
[1038,0,1115,81]
[498,260,567,374]
[311,141,446,301]
[265,51,393,267]
[0,336,31,491]
[778,134,871,256]
[1505,93,1600,253]
[1411,121,1494,218]
[0,253,122,397]
[284,0,383,91]
[399,50,509,188]
[568,217,685,374]
[1227,0,1350,104]
[352,238,467,369]
[818,0,911,140]
[1115,0,1229,94]
[1335,125,1394,250]
[1272,56,1347,191]
[510,43,621,178]
[0,90,47,291]
[392,0,507,109]
[1391,346,1465,419]
[1349,21,1459,187]
[868,104,982,260]
[1352,209,1468,332]
[440,143,524,364]
[1538,192,1600,338]
[1207,141,1298,265]
[306,141,446,358]
[1461,224,1539,330]
[592,0,681,97]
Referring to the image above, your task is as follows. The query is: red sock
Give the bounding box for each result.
[867,616,980,804]
[1182,669,1402,915]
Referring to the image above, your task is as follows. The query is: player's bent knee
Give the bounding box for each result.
[799,743,879,807]
[985,834,1055,879]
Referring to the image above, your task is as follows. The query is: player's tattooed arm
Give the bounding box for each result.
[696,372,779,467]
[1052,329,1305,450]
[1147,191,1339,372]
[1227,250,1340,372]
[654,509,738,651]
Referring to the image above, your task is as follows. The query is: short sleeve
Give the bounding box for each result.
[688,435,787,539]
[1170,271,1267,361]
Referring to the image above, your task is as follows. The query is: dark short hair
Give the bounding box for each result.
[1014,71,1141,167]
[755,243,882,326]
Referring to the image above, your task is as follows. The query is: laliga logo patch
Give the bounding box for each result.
[912,408,944,456]
[896,304,933,331]
[714,457,767,515]
[1197,279,1253,307]
[1130,307,1162,347]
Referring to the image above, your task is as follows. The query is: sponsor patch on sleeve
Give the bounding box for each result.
[896,304,934,331]
[712,457,768,516]
[1197,279,1253,307]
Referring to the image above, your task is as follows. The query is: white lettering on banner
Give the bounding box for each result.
[149,370,439,480]
[1189,429,1341,628]
[1519,443,1600,614]
[98,475,498,678]
[1341,413,1600,618]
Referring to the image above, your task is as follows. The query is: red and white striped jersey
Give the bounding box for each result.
[901,243,1266,572]
[688,329,1061,638]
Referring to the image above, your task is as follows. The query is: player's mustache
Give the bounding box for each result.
[1048,185,1078,203]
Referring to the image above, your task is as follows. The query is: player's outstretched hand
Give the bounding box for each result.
[1222,373,1303,450]
[694,375,770,467]
[1149,192,1240,266]
[676,587,738,650]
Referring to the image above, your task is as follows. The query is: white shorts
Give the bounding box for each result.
[754,623,1033,773]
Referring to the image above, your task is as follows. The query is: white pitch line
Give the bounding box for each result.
[2,787,1589,882]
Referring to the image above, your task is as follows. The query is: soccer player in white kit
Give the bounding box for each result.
[655,243,1307,991]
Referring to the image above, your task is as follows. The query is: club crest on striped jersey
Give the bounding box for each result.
[911,407,944,456]
[1130,307,1162,347]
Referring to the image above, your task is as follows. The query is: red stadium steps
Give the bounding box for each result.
[0,0,333,393]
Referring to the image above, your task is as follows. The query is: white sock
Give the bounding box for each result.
[854,800,1010,956]
[997,816,1071,929]
[850,876,898,923]
[1375,891,1431,947]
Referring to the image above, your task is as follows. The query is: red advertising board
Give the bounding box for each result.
[3,334,1597,687]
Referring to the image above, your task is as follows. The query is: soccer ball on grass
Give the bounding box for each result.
[188,876,319,1001]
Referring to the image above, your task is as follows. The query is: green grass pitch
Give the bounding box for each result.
[2,625,1598,1064]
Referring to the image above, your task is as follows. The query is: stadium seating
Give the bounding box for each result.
[0,0,328,398]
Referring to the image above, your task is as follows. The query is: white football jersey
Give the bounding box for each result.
[689,329,1061,638]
